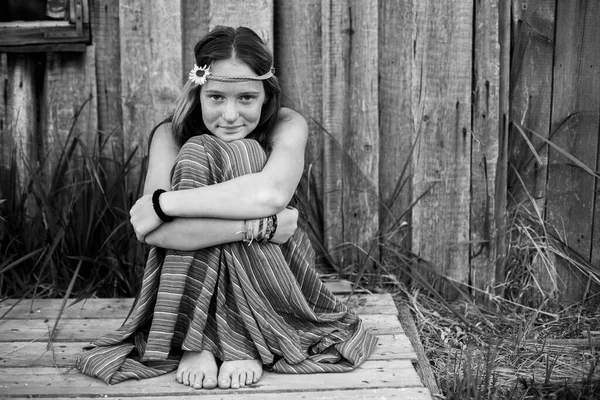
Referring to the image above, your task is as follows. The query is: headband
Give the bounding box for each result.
[188,64,274,86]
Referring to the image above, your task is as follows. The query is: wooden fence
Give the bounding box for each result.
[0,0,597,302]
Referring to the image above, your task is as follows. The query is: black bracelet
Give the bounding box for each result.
[152,189,174,222]
[267,214,277,241]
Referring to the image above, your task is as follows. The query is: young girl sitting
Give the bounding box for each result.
[76,25,377,390]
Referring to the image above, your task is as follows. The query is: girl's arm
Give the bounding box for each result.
[130,107,308,238]
[144,207,298,250]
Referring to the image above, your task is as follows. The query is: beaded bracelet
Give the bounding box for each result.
[239,215,277,245]
[152,189,174,222]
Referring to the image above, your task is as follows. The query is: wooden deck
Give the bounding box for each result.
[0,284,432,399]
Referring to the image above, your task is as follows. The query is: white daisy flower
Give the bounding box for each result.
[188,64,211,85]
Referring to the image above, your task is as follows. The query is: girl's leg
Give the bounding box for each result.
[167,135,266,389]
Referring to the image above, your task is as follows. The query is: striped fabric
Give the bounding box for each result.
[75,135,377,385]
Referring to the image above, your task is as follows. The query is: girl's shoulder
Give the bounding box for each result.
[278,107,301,122]
[268,107,308,151]
[148,118,174,150]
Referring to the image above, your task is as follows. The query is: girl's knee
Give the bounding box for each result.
[172,135,267,189]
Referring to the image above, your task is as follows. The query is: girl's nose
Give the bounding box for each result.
[222,101,238,122]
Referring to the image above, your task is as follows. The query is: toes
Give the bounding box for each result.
[177,369,188,385]
[230,372,240,389]
[218,377,231,389]
[238,371,247,387]
[253,368,262,383]
[192,372,203,389]
[203,376,218,389]
[188,372,196,388]
[245,371,254,385]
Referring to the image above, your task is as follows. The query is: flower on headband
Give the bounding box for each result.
[188,64,211,85]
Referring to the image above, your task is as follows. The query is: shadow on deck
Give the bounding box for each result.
[0,282,432,399]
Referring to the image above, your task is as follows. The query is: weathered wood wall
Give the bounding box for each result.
[1,0,597,301]
[509,0,600,302]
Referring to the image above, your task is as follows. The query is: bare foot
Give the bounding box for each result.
[176,350,218,389]
[218,359,263,389]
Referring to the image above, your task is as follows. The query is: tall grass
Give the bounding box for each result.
[0,103,146,300]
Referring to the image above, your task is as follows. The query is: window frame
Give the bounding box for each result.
[0,0,90,52]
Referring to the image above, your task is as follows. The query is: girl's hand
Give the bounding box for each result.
[270,206,299,244]
[130,193,164,242]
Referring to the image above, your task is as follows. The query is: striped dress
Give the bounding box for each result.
[75,134,377,384]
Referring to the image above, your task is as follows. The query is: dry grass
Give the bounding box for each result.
[381,195,600,399]
[399,283,600,399]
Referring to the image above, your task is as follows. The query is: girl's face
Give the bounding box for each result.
[199,58,266,142]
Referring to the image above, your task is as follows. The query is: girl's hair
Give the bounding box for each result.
[170,26,281,148]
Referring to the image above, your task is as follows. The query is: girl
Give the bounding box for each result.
[76,26,377,390]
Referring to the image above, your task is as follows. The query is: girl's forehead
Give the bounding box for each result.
[201,79,264,94]
[211,58,254,77]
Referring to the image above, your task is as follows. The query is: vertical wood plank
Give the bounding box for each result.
[208,0,273,51]
[495,0,511,289]
[274,1,325,264]
[322,0,350,270]
[181,0,211,83]
[471,0,500,292]
[42,49,97,176]
[0,54,8,177]
[547,0,600,302]
[378,0,415,275]
[344,0,379,280]
[119,0,183,193]
[91,0,123,172]
[322,0,379,277]
[508,1,554,208]
[411,0,472,292]
[508,0,556,297]
[2,55,40,196]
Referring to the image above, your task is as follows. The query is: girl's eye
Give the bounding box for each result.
[209,95,224,101]
[240,95,255,102]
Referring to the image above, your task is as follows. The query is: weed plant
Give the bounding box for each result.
[0,109,146,300]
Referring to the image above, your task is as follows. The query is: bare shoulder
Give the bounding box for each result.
[152,121,173,142]
[278,107,306,124]
[272,107,308,147]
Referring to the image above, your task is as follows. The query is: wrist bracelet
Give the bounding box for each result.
[152,189,174,222]
[267,214,277,241]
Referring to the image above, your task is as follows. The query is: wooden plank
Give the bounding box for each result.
[0,313,403,342]
[208,0,273,51]
[322,0,380,276]
[181,0,210,83]
[378,0,415,272]
[0,334,416,368]
[0,293,398,319]
[495,0,510,287]
[1,313,402,343]
[91,0,123,187]
[7,387,433,400]
[470,0,500,292]
[274,1,325,264]
[321,0,349,270]
[508,0,555,198]
[0,360,424,397]
[547,1,600,302]
[1,54,39,197]
[42,47,98,180]
[508,0,556,297]
[411,1,472,293]
[398,302,440,397]
[343,0,379,280]
[119,0,182,190]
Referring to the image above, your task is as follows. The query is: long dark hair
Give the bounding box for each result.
[170,26,281,149]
